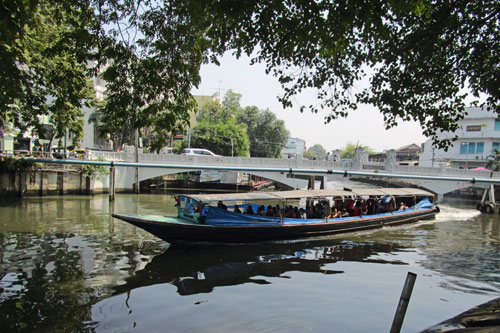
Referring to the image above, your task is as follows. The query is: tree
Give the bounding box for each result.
[198,90,242,123]
[191,119,249,156]
[1,0,95,147]
[93,0,204,152]
[166,0,500,149]
[236,106,289,158]
[6,1,500,152]
[305,144,327,160]
[486,148,500,171]
[341,143,375,159]
[192,91,249,156]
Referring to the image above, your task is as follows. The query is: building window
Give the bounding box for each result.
[460,142,485,155]
[477,142,484,154]
[460,142,468,154]
[495,120,500,131]
[493,142,500,152]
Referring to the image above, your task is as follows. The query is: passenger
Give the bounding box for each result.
[272,207,279,217]
[246,205,255,214]
[399,202,408,210]
[298,208,306,219]
[328,208,339,219]
[366,199,376,215]
[265,205,274,217]
[217,201,227,210]
[234,204,242,213]
[340,209,349,218]
[316,203,325,219]
[285,206,296,218]
[257,206,264,216]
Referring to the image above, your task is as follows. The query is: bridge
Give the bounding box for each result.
[85,149,500,202]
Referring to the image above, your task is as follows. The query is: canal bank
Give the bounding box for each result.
[0,168,109,197]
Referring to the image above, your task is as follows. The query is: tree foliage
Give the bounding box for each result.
[340,143,375,159]
[190,119,249,156]
[198,90,242,123]
[1,0,95,146]
[5,1,499,152]
[486,148,500,171]
[305,144,327,160]
[236,106,289,158]
[167,0,500,149]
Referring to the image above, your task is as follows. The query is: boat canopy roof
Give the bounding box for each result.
[184,187,434,203]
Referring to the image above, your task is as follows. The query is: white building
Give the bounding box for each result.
[420,106,500,168]
[281,137,305,158]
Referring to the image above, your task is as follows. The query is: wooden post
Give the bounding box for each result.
[135,128,140,194]
[390,272,417,333]
[39,170,44,196]
[109,162,115,201]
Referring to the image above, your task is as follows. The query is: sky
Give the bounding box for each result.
[191,52,428,153]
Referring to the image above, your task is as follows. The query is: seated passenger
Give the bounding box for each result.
[340,209,349,218]
[285,206,296,218]
[265,205,274,216]
[328,208,339,219]
[298,208,306,219]
[246,205,255,214]
[399,202,408,210]
[234,204,242,213]
[217,201,227,210]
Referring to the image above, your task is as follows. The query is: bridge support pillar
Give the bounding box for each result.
[308,176,315,189]
[320,176,327,189]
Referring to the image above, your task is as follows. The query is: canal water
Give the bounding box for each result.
[0,192,499,332]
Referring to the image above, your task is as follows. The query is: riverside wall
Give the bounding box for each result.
[0,169,109,197]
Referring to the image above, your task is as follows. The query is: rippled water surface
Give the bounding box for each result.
[0,193,499,332]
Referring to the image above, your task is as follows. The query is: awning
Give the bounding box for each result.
[185,187,434,203]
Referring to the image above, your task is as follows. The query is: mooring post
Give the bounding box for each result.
[390,272,417,333]
[109,162,115,201]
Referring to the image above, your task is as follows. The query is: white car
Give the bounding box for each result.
[181,148,218,156]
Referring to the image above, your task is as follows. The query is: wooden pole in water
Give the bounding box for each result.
[109,162,115,201]
[390,272,417,333]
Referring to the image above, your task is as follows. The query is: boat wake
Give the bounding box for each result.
[434,205,481,222]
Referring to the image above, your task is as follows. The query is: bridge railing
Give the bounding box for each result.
[394,165,500,178]
[86,150,500,179]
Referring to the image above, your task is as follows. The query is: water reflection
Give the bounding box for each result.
[0,231,165,332]
[114,240,406,296]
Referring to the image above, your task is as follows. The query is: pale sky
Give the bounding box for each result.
[191,52,427,153]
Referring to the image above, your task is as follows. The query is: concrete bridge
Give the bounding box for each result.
[88,149,500,201]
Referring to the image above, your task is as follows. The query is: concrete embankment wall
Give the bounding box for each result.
[0,169,110,197]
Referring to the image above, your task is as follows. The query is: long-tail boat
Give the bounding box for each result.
[112,188,439,244]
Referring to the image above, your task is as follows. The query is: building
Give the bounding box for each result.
[281,137,306,158]
[396,143,421,162]
[420,106,500,168]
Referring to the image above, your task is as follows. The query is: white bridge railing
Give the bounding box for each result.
[88,150,500,180]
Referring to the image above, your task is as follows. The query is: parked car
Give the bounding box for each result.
[181,148,218,156]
